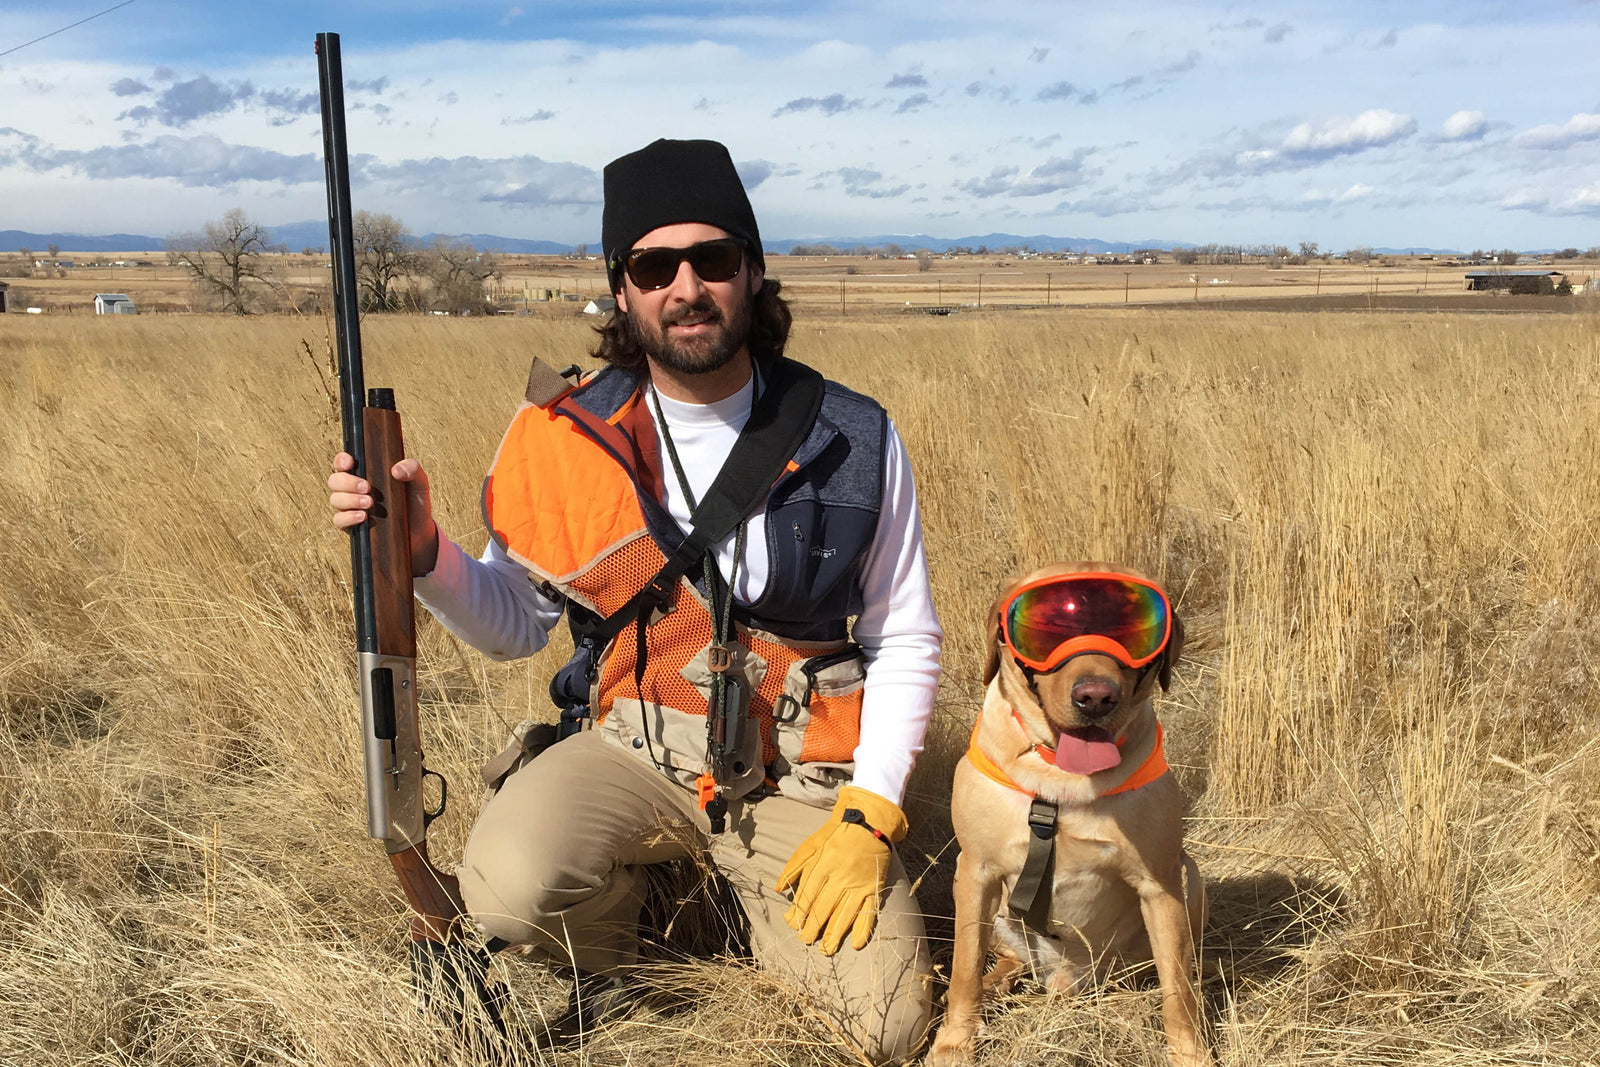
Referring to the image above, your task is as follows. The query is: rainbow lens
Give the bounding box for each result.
[1004,575,1170,668]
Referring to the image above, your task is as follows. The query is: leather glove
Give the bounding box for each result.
[774,785,908,956]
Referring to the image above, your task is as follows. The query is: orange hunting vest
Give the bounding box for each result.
[482,364,885,802]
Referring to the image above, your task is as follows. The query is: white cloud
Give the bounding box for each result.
[1231,109,1417,172]
[1571,182,1600,211]
[955,150,1095,198]
[1438,110,1487,142]
[1502,181,1600,216]
[1280,109,1416,157]
[1513,113,1600,149]
[1302,182,1375,204]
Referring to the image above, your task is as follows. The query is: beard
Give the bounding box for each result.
[624,289,753,376]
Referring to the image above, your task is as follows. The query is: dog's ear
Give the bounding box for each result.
[1158,611,1185,692]
[983,605,1004,684]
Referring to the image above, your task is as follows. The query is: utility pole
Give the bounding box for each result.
[978,273,983,308]
[1316,268,1322,296]
[1045,272,1051,305]
[839,277,845,316]
[1193,273,1199,302]
[1124,271,1130,304]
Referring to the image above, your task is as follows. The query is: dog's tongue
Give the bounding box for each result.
[1053,727,1122,775]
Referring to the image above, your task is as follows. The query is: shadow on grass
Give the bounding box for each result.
[1200,870,1348,1004]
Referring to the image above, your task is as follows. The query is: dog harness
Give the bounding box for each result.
[965,706,1169,931]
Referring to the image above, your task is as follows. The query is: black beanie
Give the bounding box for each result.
[602,138,763,291]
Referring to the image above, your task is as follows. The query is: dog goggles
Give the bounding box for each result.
[618,238,745,291]
[1000,572,1172,672]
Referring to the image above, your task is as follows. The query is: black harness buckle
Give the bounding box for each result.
[1027,798,1057,839]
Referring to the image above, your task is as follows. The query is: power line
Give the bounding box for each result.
[0,0,139,60]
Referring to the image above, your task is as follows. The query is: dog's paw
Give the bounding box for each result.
[924,1027,975,1067]
[1166,1042,1214,1067]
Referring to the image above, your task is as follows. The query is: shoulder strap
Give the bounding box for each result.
[590,358,825,643]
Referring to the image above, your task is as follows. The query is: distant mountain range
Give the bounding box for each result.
[1,226,1481,258]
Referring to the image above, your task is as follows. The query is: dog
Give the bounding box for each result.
[926,562,1208,1067]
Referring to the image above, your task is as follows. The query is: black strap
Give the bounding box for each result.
[1008,798,1058,932]
[589,357,825,645]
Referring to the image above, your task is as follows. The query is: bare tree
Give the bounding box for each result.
[46,243,61,260]
[914,249,933,272]
[167,209,283,314]
[424,238,501,314]
[353,211,419,311]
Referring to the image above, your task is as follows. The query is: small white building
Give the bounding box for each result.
[94,293,137,315]
[582,297,617,315]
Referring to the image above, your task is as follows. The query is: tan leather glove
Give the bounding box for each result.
[774,785,908,956]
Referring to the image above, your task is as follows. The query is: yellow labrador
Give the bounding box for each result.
[927,563,1208,1067]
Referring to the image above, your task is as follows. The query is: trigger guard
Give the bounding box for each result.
[421,767,448,827]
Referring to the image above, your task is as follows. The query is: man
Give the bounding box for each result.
[328,138,941,1063]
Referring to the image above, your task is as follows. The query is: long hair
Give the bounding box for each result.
[591,277,792,374]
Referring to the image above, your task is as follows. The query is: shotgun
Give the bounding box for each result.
[315,31,504,1031]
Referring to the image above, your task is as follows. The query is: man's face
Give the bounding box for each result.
[615,221,764,375]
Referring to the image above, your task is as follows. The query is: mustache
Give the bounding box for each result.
[661,299,723,327]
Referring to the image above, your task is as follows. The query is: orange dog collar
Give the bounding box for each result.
[966,709,1168,798]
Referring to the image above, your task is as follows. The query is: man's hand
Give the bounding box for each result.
[327,451,441,576]
[775,785,908,956]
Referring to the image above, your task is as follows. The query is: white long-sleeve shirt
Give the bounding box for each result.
[414,371,942,805]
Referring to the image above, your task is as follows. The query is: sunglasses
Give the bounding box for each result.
[616,238,746,291]
[1000,572,1172,672]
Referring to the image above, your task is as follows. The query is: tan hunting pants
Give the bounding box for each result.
[458,730,933,1064]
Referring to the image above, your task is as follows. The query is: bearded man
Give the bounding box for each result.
[327,138,941,1063]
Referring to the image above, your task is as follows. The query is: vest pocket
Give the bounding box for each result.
[480,718,560,802]
[771,645,866,808]
[601,696,765,801]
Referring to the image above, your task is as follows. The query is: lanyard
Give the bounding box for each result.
[648,384,748,832]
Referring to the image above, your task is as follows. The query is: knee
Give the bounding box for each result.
[841,940,935,1065]
[458,831,623,944]
[857,980,933,1065]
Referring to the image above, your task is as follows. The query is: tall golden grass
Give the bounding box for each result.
[3,308,1599,1065]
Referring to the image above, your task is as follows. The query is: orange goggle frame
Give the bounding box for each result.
[999,571,1172,673]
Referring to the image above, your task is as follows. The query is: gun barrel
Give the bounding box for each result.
[316,31,377,655]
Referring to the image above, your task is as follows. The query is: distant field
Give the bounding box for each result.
[6,249,1595,316]
[4,308,1599,1065]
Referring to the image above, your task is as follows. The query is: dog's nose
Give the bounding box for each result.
[1071,677,1121,719]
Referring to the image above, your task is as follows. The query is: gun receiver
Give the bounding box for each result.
[316,31,503,1028]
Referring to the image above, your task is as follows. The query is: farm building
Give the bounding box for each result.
[582,297,617,315]
[94,293,138,314]
[1464,270,1566,295]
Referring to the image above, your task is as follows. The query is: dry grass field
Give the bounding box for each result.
[11,249,1595,316]
[3,305,1600,1065]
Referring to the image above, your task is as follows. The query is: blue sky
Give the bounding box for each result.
[2,0,1597,249]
